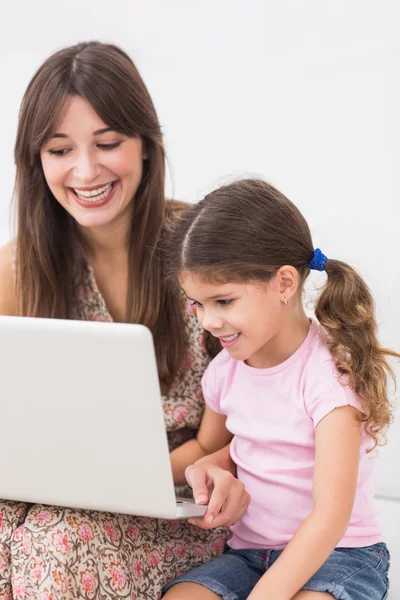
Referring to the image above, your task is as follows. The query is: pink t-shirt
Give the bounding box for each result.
[203,320,381,550]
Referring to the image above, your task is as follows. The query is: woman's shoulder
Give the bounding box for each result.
[0,240,17,315]
[0,239,14,261]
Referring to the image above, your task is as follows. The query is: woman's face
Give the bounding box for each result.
[41,96,145,232]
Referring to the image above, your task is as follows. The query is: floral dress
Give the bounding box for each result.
[0,262,229,600]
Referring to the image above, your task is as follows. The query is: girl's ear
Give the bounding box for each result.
[270,265,299,301]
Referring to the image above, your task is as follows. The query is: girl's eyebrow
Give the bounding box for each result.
[184,293,196,302]
[185,292,234,302]
[51,127,114,139]
[207,293,234,300]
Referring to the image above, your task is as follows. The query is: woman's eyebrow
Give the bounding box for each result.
[51,127,114,139]
[93,127,114,135]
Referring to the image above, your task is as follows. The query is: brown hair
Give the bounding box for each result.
[13,41,187,392]
[167,178,398,446]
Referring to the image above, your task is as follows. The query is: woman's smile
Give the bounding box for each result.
[68,180,119,208]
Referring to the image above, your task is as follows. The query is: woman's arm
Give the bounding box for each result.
[248,405,361,600]
[0,242,17,316]
[170,404,232,485]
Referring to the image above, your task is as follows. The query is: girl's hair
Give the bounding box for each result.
[168,178,398,446]
[13,41,187,392]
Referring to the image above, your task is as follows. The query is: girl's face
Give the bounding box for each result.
[180,272,286,368]
[41,96,145,232]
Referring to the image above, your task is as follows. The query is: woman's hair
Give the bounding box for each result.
[14,41,187,392]
[167,178,398,446]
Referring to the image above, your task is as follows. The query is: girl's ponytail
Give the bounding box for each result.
[314,256,398,448]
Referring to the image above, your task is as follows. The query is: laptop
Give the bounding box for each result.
[0,316,207,520]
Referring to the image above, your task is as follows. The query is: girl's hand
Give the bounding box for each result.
[185,462,250,529]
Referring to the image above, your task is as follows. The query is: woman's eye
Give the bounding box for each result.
[97,142,121,150]
[48,148,71,157]
[218,299,233,306]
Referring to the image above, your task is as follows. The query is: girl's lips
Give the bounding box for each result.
[219,333,241,348]
[69,181,119,208]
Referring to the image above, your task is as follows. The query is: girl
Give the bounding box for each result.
[162,178,397,600]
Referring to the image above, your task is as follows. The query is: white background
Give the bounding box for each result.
[1,0,399,498]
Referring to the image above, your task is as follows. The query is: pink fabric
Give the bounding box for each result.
[203,320,382,551]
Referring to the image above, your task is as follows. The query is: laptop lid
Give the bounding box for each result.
[0,316,184,519]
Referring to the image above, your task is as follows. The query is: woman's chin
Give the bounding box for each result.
[67,207,119,231]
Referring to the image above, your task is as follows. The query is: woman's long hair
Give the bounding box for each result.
[14,41,187,392]
[167,178,399,446]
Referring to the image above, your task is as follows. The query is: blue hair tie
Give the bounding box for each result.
[308,248,328,271]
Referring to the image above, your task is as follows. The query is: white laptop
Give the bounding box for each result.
[0,316,207,520]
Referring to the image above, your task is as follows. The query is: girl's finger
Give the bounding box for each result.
[204,472,233,522]
[185,465,209,504]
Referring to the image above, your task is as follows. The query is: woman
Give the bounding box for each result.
[0,41,246,600]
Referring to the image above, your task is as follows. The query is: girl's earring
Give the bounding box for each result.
[283,297,288,305]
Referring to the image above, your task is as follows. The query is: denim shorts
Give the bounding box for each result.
[162,543,390,600]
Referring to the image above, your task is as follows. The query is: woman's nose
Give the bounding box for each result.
[73,150,102,182]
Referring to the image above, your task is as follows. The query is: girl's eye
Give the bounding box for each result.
[97,142,121,150]
[48,148,71,157]
[218,299,233,306]
[190,300,203,308]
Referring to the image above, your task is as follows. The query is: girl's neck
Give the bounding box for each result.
[247,304,311,369]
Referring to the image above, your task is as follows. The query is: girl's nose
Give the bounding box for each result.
[200,310,224,333]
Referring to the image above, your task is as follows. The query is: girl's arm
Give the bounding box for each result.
[248,405,361,600]
[185,443,251,527]
[170,404,232,485]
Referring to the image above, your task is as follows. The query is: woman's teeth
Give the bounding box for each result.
[220,333,239,343]
[73,182,113,201]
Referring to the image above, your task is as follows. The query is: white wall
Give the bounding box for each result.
[1,1,399,498]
